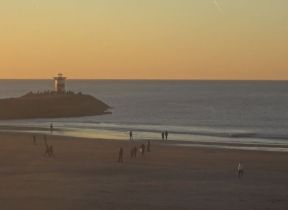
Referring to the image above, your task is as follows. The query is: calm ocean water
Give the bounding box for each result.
[1,80,288,151]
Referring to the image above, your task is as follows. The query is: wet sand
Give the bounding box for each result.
[0,132,287,210]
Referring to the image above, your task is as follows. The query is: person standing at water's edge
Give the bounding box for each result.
[129,131,133,141]
[50,123,53,134]
[165,130,168,141]
[161,131,165,141]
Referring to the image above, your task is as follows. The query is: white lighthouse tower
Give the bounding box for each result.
[53,73,66,93]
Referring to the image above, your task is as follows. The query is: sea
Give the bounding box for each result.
[1,80,288,152]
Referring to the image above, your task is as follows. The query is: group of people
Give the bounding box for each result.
[129,130,169,142]
[34,127,245,179]
[32,134,55,158]
[161,130,169,141]
[127,130,245,179]
[24,90,78,97]
[118,140,151,163]
[45,144,55,157]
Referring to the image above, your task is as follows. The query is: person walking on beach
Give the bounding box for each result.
[44,144,54,157]
[133,146,138,158]
[165,130,168,141]
[147,140,151,152]
[130,146,137,159]
[140,144,145,157]
[237,163,244,179]
[129,131,133,141]
[118,147,124,163]
[33,135,37,145]
[49,145,54,157]
[44,144,50,157]
[130,147,134,159]
[161,131,165,141]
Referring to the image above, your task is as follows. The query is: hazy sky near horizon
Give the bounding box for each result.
[0,0,287,79]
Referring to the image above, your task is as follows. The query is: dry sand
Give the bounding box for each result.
[0,132,287,210]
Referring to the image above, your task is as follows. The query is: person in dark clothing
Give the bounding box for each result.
[33,135,37,145]
[118,147,124,163]
[44,144,50,157]
[147,140,151,152]
[130,147,134,159]
[50,123,53,134]
[134,146,138,158]
[44,144,54,157]
[165,130,168,140]
[129,131,133,141]
[161,131,165,141]
[130,147,136,159]
[49,145,54,157]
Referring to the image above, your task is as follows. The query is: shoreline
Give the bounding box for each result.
[1,129,288,153]
[1,123,288,153]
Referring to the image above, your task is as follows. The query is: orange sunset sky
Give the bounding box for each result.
[0,0,287,79]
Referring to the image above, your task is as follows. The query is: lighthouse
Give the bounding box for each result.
[53,73,66,93]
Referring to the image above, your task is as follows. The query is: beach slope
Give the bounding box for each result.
[0,132,287,210]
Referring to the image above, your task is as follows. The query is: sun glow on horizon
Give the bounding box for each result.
[0,0,288,80]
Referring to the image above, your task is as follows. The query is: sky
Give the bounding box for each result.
[0,0,287,79]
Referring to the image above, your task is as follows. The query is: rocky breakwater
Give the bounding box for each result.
[0,92,111,119]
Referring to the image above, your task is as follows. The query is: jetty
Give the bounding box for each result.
[0,74,110,119]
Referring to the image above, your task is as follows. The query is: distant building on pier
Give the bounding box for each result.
[53,73,66,93]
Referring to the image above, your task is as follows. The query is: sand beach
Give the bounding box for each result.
[0,132,287,210]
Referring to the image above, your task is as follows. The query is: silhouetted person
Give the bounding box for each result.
[130,146,137,159]
[165,130,168,141]
[130,145,138,158]
[50,123,53,134]
[237,163,244,179]
[33,135,37,145]
[147,140,151,152]
[129,131,133,141]
[161,131,165,141]
[130,147,134,159]
[49,145,54,157]
[133,146,138,158]
[118,147,124,163]
[44,144,50,156]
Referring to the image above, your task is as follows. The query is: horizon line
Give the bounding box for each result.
[0,78,288,82]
